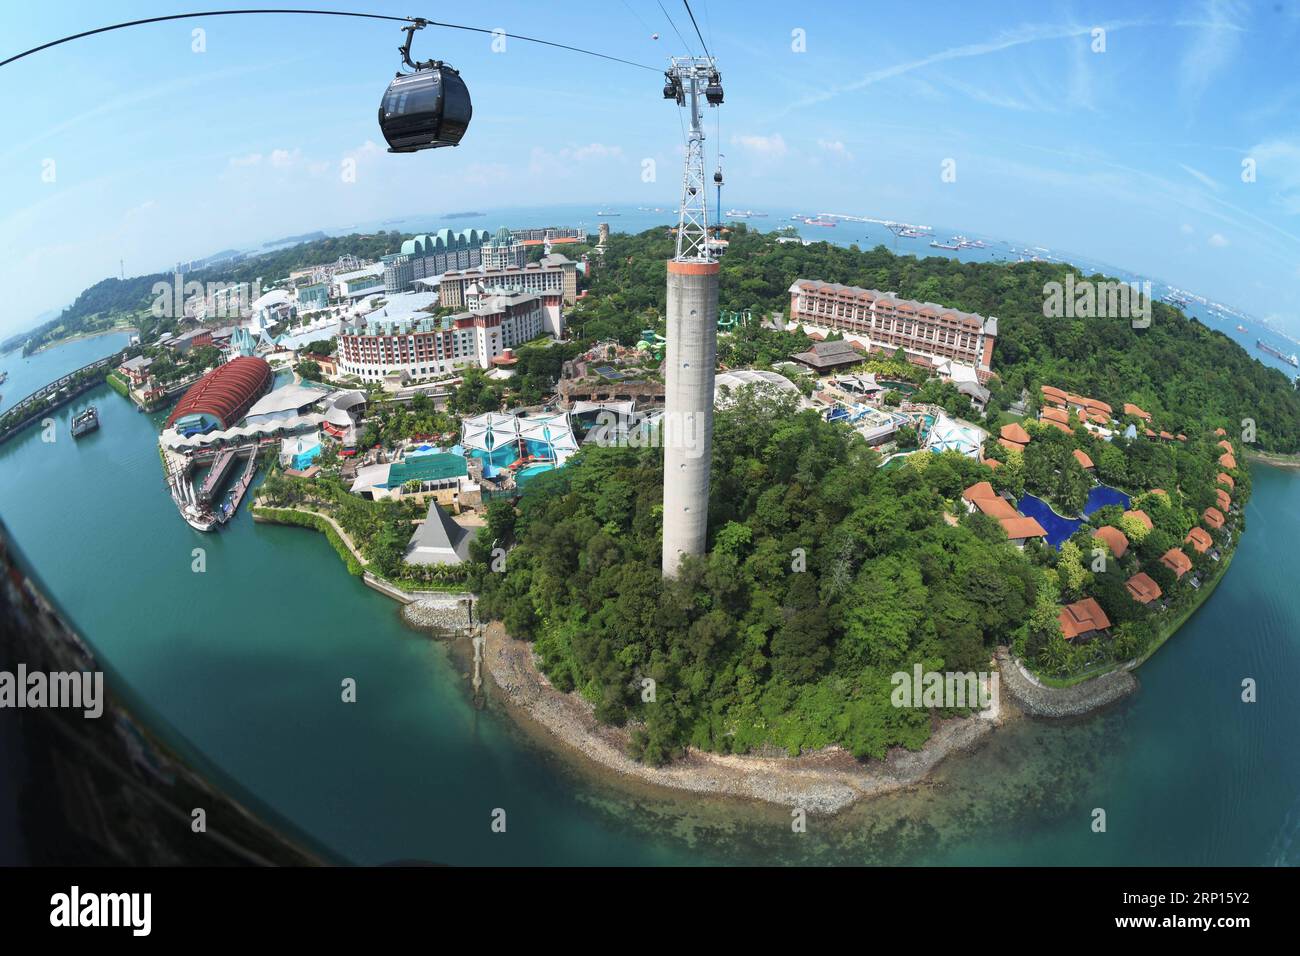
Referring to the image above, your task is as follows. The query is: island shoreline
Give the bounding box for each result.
[479,619,1007,814]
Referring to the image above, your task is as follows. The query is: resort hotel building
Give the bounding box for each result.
[788,279,999,381]
[381,228,492,294]
[480,226,528,271]
[437,252,579,307]
[337,287,564,384]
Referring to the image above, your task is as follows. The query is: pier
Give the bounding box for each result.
[198,448,238,503]
[218,447,259,523]
[165,443,259,530]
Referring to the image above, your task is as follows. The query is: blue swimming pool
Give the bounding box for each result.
[1016,495,1081,548]
[1016,484,1133,549]
[1083,484,1131,515]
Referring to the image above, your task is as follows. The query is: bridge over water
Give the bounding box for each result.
[0,357,116,444]
[4,356,116,417]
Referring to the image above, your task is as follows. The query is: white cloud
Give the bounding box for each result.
[461,162,511,187]
[228,152,263,167]
[1181,223,1195,234]
[1177,0,1249,108]
[124,200,157,222]
[817,139,853,160]
[731,133,788,158]
[269,148,301,168]
[571,143,624,161]
[1246,138,1300,214]
[1179,163,1220,191]
[938,76,1036,112]
[526,143,626,178]
[780,19,1148,115]
[1208,232,1229,247]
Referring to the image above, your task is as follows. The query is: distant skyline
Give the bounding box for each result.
[5,1,1300,337]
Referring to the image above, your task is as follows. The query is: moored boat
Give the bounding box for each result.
[71,405,99,437]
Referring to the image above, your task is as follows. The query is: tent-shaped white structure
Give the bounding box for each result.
[461,412,525,453]
[460,411,578,466]
[924,411,985,458]
[517,413,579,465]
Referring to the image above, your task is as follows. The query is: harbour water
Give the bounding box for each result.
[2,338,1298,866]
[0,331,133,416]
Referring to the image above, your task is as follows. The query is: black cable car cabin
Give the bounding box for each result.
[378,21,472,153]
[378,65,472,153]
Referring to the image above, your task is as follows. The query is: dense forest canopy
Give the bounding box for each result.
[471,227,1263,765]
[474,391,1042,764]
[576,227,1300,453]
[474,386,1244,764]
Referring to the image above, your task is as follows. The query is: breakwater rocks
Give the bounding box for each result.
[401,593,474,633]
[484,621,1001,814]
[995,647,1137,718]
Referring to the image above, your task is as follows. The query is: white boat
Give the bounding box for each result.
[183,505,217,532]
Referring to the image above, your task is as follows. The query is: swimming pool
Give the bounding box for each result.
[1083,484,1131,515]
[516,463,555,487]
[1016,495,1081,548]
[1016,484,1132,549]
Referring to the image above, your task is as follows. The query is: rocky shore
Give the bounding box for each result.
[483,621,1005,814]
[401,593,474,633]
[995,646,1137,717]
[1246,449,1300,470]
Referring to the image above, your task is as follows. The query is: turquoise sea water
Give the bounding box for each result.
[0,332,133,416]
[1,339,1299,865]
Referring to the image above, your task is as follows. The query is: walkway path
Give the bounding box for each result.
[994,646,1136,718]
[251,500,369,567]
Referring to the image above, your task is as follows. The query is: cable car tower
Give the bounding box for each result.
[660,55,723,577]
[663,56,722,259]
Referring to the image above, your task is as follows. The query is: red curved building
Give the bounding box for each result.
[165,356,273,432]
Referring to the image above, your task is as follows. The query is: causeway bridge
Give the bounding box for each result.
[3,356,116,418]
[0,356,117,444]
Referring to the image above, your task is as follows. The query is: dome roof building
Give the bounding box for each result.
[164,356,273,433]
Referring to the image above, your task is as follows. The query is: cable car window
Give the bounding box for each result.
[402,76,441,114]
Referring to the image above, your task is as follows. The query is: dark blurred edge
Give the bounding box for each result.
[0,513,338,865]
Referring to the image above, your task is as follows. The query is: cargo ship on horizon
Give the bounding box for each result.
[1257,339,1299,367]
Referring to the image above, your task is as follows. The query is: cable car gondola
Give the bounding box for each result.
[705,70,724,106]
[378,19,472,153]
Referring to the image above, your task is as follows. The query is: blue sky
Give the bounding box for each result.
[4,0,1300,337]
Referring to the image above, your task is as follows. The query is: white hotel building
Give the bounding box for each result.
[337,288,564,383]
[437,253,578,308]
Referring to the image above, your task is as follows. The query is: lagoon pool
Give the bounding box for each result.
[1016,495,1081,548]
[1084,484,1131,515]
[1016,484,1133,549]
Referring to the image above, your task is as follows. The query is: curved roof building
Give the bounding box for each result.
[165,356,273,431]
[400,228,489,257]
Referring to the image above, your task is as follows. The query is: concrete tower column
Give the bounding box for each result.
[662,259,719,577]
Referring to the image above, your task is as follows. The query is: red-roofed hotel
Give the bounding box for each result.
[788,280,998,379]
